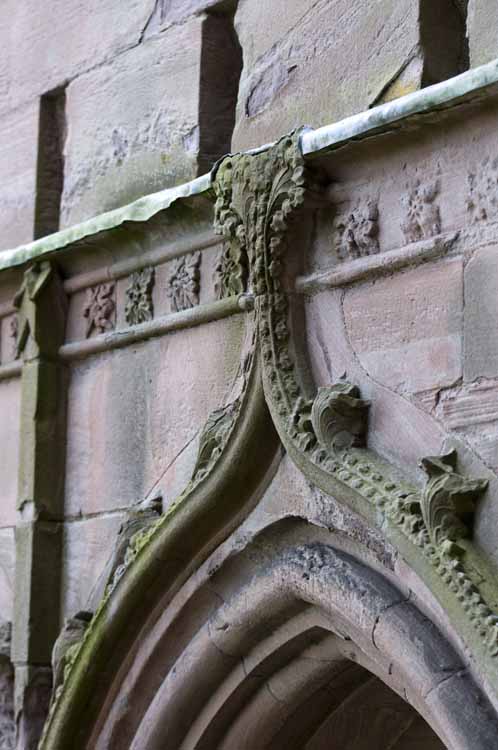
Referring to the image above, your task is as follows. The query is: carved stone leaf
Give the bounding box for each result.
[192,400,240,482]
[419,449,488,549]
[311,383,370,452]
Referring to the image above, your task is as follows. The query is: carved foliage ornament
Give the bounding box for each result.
[401,179,441,243]
[192,400,240,483]
[83,282,116,337]
[336,200,380,261]
[419,450,488,553]
[167,252,201,312]
[311,383,370,452]
[214,242,248,300]
[125,267,154,326]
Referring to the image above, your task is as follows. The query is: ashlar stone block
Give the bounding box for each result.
[343,259,463,394]
[468,0,498,67]
[2,0,157,111]
[0,102,39,251]
[0,378,21,528]
[60,19,206,227]
[464,246,498,381]
[232,0,466,150]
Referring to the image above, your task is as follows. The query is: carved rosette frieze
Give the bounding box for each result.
[401,180,441,243]
[335,200,380,260]
[214,242,248,299]
[167,252,201,312]
[125,267,154,326]
[212,130,498,658]
[83,282,116,337]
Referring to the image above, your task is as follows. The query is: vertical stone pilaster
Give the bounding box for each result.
[11,262,67,750]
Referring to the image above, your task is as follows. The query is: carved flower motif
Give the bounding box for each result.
[125,267,154,326]
[213,244,247,300]
[401,180,441,243]
[336,200,380,261]
[83,282,115,337]
[166,252,201,312]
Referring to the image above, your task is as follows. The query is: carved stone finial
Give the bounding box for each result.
[419,450,488,551]
[311,383,370,452]
[125,267,154,326]
[83,282,116,337]
[213,130,312,435]
[51,611,93,697]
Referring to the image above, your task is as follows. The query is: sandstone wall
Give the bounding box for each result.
[0,0,488,251]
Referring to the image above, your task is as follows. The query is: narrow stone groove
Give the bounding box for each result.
[198,6,242,174]
[34,87,66,239]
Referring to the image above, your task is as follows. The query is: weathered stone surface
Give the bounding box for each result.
[1,0,156,112]
[60,515,125,618]
[143,0,232,33]
[343,259,463,394]
[0,532,15,623]
[64,315,245,515]
[60,20,205,227]
[12,523,62,664]
[305,289,449,478]
[232,0,460,150]
[0,379,20,528]
[0,102,39,252]
[468,0,498,67]
[0,621,15,750]
[435,379,498,473]
[464,246,498,381]
[14,665,51,750]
